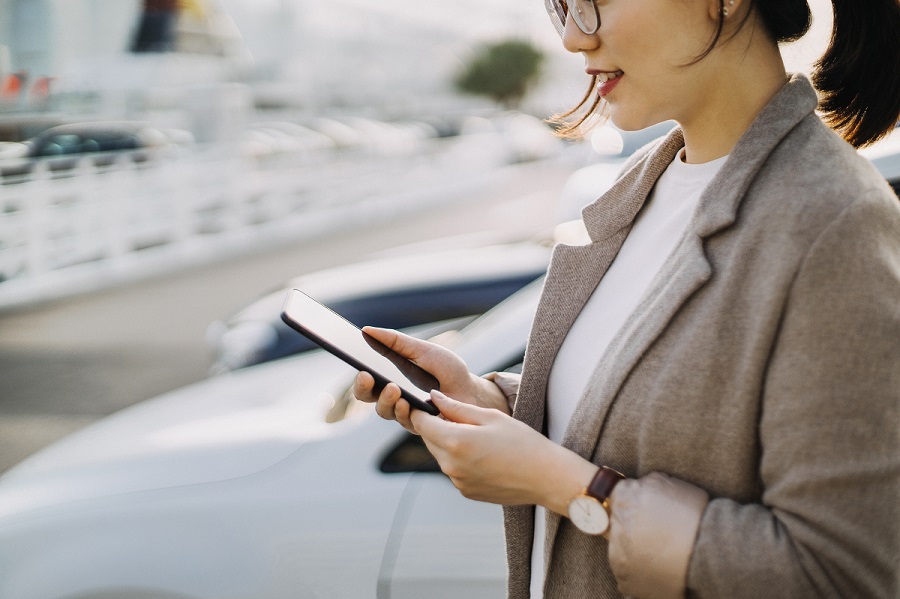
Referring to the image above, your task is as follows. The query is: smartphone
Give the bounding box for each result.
[280,289,441,416]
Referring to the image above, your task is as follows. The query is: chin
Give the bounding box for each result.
[606,104,669,133]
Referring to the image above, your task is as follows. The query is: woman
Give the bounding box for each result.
[354,0,900,596]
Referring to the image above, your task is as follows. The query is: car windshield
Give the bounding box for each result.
[448,276,543,373]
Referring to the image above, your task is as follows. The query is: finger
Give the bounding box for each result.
[353,371,377,403]
[408,392,480,439]
[393,398,418,434]
[429,390,492,425]
[410,406,447,438]
[362,326,452,372]
[374,383,402,421]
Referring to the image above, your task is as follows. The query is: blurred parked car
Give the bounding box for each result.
[459,112,563,164]
[0,278,544,599]
[0,140,29,160]
[243,121,337,160]
[859,124,900,196]
[207,240,555,373]
[299,117,438,156]
[0,121,176,178]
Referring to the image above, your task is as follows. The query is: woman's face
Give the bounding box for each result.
[562,0,724,131]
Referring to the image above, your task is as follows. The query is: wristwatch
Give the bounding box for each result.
[567,466,625,535]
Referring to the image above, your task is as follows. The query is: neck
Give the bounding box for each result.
[679,19,788,164]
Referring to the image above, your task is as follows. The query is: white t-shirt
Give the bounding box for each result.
[530,149,728,597]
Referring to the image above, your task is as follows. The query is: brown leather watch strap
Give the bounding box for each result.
[587,466,625,502]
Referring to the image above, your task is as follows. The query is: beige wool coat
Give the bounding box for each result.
[500,75,900,598]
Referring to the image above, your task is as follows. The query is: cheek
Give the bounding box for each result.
[604,14,678,74]
[618,7,713,70]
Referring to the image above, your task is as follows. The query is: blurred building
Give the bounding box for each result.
[0,0,589,141]
[0,0,253,141]
[221,0,585,117]
[0,0,247,84]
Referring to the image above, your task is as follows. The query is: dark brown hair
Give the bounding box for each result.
[551,0,900,148]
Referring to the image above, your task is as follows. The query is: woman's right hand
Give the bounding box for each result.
[352,326,510,433]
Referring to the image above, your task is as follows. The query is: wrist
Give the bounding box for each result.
[536,445,600,517]
[566,465,625,537]
[474,373,513,414]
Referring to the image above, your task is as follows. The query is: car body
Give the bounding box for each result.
[859,124,900,196]
[0,121,174,179]
[242,121,337,161]
[206,240,554,373]
[0,141,29,160]
[0,278,544,599]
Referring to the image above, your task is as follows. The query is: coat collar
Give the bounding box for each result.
[504,74,819,598]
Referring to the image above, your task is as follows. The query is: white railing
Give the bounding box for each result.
[0,135,515,309]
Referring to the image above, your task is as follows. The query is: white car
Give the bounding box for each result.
[0,279,544,599]
[859,123,900,196]
[206,240,553,373]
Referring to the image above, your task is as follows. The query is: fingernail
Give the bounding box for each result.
[431,390,448,400]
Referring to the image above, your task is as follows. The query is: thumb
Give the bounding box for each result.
[362,326,459,376]
[362,326,432,361]
[430,390,491,425]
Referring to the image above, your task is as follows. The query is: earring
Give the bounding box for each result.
[722,0,734,16]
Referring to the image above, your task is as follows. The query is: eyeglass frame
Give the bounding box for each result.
[544,0,600,37]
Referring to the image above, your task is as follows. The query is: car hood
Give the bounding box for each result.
[0,352,359,516]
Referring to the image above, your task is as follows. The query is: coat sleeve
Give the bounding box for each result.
[484,371,521,413]
[685,192,900,597]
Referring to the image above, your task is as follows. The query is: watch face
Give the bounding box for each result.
[568,496,610,535]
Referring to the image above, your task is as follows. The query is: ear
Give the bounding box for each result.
[712,0,745,20]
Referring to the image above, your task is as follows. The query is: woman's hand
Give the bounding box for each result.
[352,326,509,433]
[410,391,598,511]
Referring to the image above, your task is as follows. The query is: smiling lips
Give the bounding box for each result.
[590,70,624,97]
[594,70,624,83]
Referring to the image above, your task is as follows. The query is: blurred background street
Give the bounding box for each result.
[0,0,589,473]
[0,0,834,475]
[0,158,573,473]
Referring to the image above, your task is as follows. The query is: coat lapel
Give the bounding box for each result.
[512,129,685,432]
[503,127,684,596]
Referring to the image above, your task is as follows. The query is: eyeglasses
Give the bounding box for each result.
[544,0,600,37]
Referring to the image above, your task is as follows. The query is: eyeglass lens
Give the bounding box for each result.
[544,0,599,36]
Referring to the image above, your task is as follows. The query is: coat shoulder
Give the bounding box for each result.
[749,115,899,231]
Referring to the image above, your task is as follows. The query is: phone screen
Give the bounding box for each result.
[281,289,440,415]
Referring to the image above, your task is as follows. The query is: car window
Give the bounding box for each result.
[379,433,441,474]
[96,133,139,152]
[34,130,141,156]
[39,134,82,155]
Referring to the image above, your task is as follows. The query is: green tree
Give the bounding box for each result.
[455,39,545,109]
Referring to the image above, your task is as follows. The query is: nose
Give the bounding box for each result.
[561,12,600,53]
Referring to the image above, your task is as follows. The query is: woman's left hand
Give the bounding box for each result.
[411,391,598,512]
